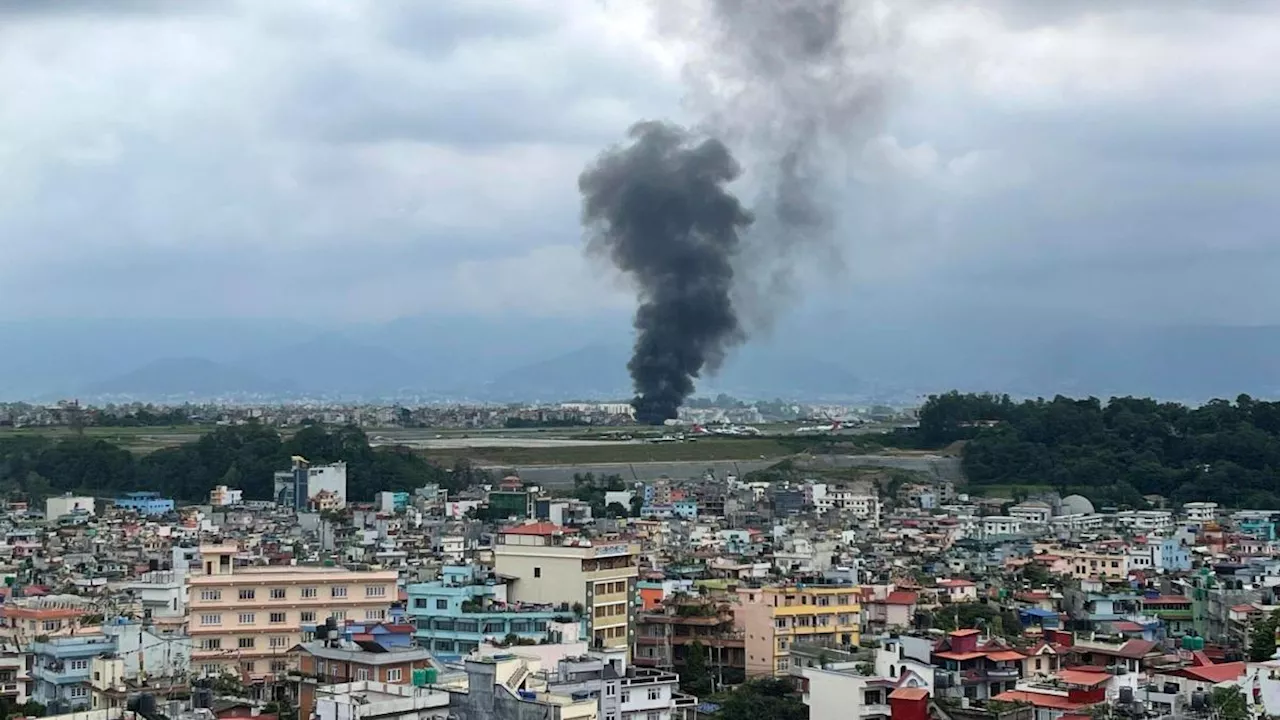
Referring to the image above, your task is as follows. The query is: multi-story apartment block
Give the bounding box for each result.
[274,457,348,510]
[1115,510,1174,534]
[187,544,396,683]
[544,652,698,720]
[209,485,244,507]
[634,598,745,682]
[30,635,117,711]
[492,524,639,656]
[1183,502,1219,523]
[0,643,31,707]
[295,639,437,720]
[406,564,576,655]
[737,580,861,677]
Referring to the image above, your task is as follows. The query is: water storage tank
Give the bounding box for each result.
[1191,690,1207,710]
[424,667,438,684]
[1119,687,1134,704]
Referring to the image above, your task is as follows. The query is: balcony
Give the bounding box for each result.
[986,667,1020,680]
[860,704,891,718]
[31,662,90,685]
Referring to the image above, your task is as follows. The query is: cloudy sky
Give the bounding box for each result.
[2,0,1278,327]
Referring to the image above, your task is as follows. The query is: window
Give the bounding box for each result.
[241,661,255,673]
[774,619,787,629]
[621,691,631,703]
[332,611,347,621]
[300,612,316,623]
[647,687,661,701]
[239,589,256,600]
[42,620,58,631]
[269,612,286,624]
[436,599,447,610]
[366,585,386,598]
[366,610,385,620]
[606,684,616,697]
[238,637,255,649]
[271,661,287,673]
[270,588,287,600]
[356,668,371,681]
[387,668,403,683]
[200,590,222,601]
[70,687,89,699]
[202,639,222,650]
[270,636,288,649]
[239,613,255,625]
[201,664,220,675]
[331,586,348,598]
[201,614,222,626]
[69,659,89,671]
[646,713,659,720]
[534,567,541,578]
[302,587,318,599]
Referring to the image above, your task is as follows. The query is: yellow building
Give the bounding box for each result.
[187,545,397,682]
[737,583,861,677]
[491,524,638,655]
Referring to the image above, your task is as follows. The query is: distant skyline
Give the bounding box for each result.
[2,1,1279,329]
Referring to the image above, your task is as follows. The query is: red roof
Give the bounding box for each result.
[987,650,1027,662]
[938,579,976,588]
[885,591,919,605]
[1180,662,1247,684]
[890,688,929,701]
[993,691,1091,711]
[1110,621,1144,633]
[501,522,569,536]
[1058,670,1110,688]
[950,629,982,637]
[935,651,986,661]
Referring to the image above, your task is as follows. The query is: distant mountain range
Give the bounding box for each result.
[3,313,1280,403]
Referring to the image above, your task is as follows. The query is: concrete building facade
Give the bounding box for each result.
[492,525,639,656]
[187,544,396,682]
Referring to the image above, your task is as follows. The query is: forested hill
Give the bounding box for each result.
[0,424,482,503]
[919,391,1280,508]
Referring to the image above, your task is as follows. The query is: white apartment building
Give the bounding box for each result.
[1009,502,1053,524]
[826,490,881,528]
[274,457,348,510]
[1183,502,1219,523]
[46,494,95,519]
[1115,510,1174,534]
[209,486,243,507]
[1050,513,1107,532]
[980,516,1025,537]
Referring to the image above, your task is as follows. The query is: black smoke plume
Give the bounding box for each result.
[579,121,753,424]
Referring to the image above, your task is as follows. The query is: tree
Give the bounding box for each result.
[1250,611,1280,661]
[718,679,807,720]
[1210,686,1249,720]
[605,502,629,518]
[680,640,712,696]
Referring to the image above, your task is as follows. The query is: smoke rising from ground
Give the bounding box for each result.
[583,0,892,422]
[579,122,753,425]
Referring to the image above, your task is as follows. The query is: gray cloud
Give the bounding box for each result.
[0,0,1277,335]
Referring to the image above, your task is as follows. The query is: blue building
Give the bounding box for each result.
[406,565,578,657]
[1161,539,1191,572]
[113,492,175,516]
[31,635,118,710]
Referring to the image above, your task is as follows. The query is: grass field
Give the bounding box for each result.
[417,437,802,466]
[0,425,204,452]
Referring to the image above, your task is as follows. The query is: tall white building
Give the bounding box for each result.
[46,494,95,519]
[274,457,348,510]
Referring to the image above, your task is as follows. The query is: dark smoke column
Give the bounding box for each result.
[580,121,753,425]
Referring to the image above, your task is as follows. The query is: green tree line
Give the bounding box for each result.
[0,423,474,503]
[919,391,1280,508]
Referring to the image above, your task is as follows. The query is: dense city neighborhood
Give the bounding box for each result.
[0,447,1278,720]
